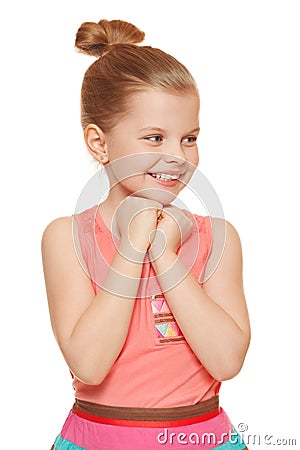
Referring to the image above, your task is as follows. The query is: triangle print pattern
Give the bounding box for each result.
[151,299,171,314]
[151,295,185,344]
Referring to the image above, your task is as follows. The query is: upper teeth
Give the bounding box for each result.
[150,173,178,180]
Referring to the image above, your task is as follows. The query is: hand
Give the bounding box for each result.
[113,195,163,260]
[148,205,193,260]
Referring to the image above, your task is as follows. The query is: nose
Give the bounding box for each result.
[162,142,186,165]
[161,155,186,174]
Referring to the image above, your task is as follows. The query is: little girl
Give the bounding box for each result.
[42,18,251,450]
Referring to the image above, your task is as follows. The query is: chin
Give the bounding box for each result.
[133,188,178,206]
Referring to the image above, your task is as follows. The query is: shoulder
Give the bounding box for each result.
[191,215,242,280]
[41,216,73,268]
[41,214,91,293]
[41,215,73,246]
[41,213,91,277]
[192,214,241,244]
[221,218,242,253]
[203,218,243,282]
[42,205,97,239]
[207,217,242,261]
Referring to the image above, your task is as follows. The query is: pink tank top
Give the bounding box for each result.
[72,205,220,407]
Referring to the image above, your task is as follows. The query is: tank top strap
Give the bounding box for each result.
[192,213,213,284]
[176,210,212,285]
[72,205,106,293]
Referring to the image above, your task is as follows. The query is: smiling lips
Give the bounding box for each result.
[149,173,179,181]
[147,172,183,186]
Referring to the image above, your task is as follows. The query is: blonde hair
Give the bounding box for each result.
[75,19,198,133]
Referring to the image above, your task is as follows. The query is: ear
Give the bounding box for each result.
[84,124,109,164]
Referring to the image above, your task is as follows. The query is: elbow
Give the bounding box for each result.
[63,352,109,386]
[77,375,106,386]
[209,338,251,382]
[72,367,108,386]
[70,358,115,385]
[60,343,111,386]
[212,361,244,382]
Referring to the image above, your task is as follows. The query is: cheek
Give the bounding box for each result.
[109,153,162,183]
[180,154,199,187]
[119,174,144,190]
[120,173,164,192]
[190,149,199,166]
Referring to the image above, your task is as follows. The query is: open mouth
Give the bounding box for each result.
[148,173,180,181]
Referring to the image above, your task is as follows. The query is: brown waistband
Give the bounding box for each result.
[73,395,219,421]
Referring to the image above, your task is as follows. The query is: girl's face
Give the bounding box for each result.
[104,88,200,205]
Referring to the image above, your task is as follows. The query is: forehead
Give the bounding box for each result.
[123,88,200,129]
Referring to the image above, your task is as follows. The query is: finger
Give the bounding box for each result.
[149,200,164,210]
[163,205,179,211]
[163,206,190,222]
[161,206,178,220]
[162,205,179,216]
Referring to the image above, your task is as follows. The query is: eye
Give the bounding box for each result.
[182,136,198,145]
[144,135,163,143]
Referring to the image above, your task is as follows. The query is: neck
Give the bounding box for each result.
[97,180,131,233]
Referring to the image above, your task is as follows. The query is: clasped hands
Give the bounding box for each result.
[113,195,193,265]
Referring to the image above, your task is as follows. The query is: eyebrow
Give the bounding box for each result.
[139,126,200,133]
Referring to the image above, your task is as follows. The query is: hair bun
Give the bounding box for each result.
[75,19,145,57]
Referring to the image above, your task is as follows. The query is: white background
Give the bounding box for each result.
[1,1,299,448]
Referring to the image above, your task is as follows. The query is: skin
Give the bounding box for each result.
[41,87,250,385]
[85,88,201,219]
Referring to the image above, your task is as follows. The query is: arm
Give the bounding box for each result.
[41,216,145,385]
[150,218,251,381]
